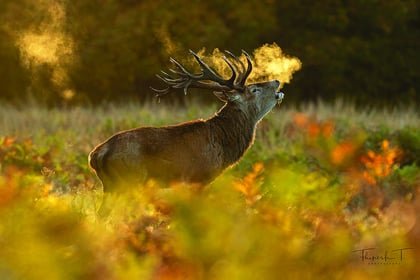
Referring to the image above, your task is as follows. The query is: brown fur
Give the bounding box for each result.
[89,80,282,191]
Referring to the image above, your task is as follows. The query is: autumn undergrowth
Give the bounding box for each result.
[0,100,419,279]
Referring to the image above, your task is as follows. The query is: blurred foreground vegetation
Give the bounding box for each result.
[0,101,419,279]
[0,0,419,106]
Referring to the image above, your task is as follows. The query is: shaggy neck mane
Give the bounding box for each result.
[207,103,257,167]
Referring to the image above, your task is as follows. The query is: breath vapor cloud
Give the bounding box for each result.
[195,43,302,89]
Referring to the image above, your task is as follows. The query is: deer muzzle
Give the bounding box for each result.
[275,91,284,101]
[272,80,284,103]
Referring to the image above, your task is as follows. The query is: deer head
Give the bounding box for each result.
[152,50,284,122]
[89,50,285,191]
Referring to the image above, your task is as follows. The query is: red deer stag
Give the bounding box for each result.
[89,50,284,191]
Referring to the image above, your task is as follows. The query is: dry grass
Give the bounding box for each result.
[1,99,418,138]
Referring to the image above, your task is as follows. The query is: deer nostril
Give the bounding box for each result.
[275,92,284,100]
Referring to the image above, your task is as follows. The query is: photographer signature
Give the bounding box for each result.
[352,247,413,264]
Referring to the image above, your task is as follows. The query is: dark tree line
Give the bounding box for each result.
[0,0,418,106]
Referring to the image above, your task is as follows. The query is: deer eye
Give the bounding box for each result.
[251,87,261,95]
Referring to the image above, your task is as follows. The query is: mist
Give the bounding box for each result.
[15,0,75,100]
[194,43,301,89]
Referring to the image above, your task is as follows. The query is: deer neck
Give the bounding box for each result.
[208,102,257,166]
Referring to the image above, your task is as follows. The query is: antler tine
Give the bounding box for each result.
[150,85,170,97]
[150,74,173,97]
[223,50,253,88]
[221,55,238,85]
[224,50,245,86]
[189,50,238,89]
[240,50,253,86]
[169,57,199,79]
[151,49,249,96]
[159,71,182,83]
[152,68,189,96]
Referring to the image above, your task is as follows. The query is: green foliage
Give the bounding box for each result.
[395,128,420,166]
[0,102,419,279]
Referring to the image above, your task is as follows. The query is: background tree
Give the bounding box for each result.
[0,0,418,106]
[275,0,419,106]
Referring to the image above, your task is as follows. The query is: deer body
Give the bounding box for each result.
[89,50,283,191]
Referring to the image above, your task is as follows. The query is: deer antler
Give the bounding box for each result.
[151,50,253,96]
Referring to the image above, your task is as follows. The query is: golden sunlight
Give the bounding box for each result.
[15,0,75,100]
[196,43,301,87]
[17,32,72,66]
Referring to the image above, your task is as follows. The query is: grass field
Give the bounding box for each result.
[1,100,419,279]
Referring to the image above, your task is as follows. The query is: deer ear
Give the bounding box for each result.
[213,91,240,102]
